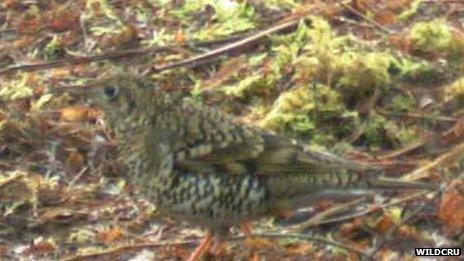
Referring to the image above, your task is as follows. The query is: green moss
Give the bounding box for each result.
[265,20,310,83]
[260,84,347,138]
[0,73,34,100]
[391,94,415,112]
[171,0,256,40]
[222,74,267,97]
[389,56,439,83]
[335,52,392,95]
[397,0,423,21]
[362,113,417,148]
[363,114,391,147]
[445,77,464,105]
[410,19,452,52]
[43,35,63,60]
[409,19,464,65]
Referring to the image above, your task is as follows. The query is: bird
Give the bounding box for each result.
[65,74,436,260]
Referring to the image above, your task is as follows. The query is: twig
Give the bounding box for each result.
[401,141,464,181]
[0,26,276,76]
[0,171,26,190]
[150,19,305,72]
[369,191,439,256]
[377,139,427,160]
[62,230,373,260]
[339,2,393,34]
[377,109,458,123]
[294,191,430,229]
[0,47,171,75]
[285,198,369,232]
[235,232,372,259]
[61,240,198,261]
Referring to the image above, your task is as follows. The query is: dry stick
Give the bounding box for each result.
[237,232,372,259]
[62,232,370,261]
[369,191,439,257]
[401,141,464,181]
[0,33,251,76]
[295,191,430,230]
[377,109,458,123]
[339,1,393,34]
[0,47,169,75]
[150,19,304,72]
[377,139,428,160]
[61,240,199,261]
[286,198,369,232]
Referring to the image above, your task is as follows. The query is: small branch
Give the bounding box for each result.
[285,198,368,232]
[150,19,305,72]
[61,240,198,261]
[369,191,439,256]
[401,141,464,181]
[377,109,458,123]
[236,232,372,259]
[0,47,171,76]
[62,230,372,260]
[377,139,427,160]
[294,191,430,230]
[339,2,393,34]
[0,21,289,76]
[0,33,251,76]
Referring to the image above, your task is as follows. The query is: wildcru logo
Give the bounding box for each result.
[415,248,461,257]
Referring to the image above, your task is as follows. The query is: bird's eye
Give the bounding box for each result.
[103,86,117,98]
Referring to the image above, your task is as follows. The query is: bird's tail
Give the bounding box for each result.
[264,171,437,213]
[366,178,438,190]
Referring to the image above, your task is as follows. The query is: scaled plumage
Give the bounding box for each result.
[81,74,434,258]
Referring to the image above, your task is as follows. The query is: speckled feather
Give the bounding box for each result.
[83,75,429,231]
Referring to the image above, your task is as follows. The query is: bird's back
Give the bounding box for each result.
[117,94,380,228]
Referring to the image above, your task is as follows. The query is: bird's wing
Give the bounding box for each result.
[172,105,376,177]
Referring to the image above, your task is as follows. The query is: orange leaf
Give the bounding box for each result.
[339,222,360,237]
[397,225,420,240]
[59,105,101,121]
[388,33,411,53]
[174,29,186,44]
[25,237,55,254]
[284,242,313,254]
[96,227,124,244]
[44,8,80,32]
[65,150,85,173]
[438,179,464,231]
[17,14,40,33]
[202,57,246,89]
[375,212,395,233]
[373,10,396,25]
[100,24,138,49]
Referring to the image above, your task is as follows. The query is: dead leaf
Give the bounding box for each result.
[99,24,138,49]
[44,8,79,32]
[375,212,395,233]
[65,150,85,173]
[438,179,464,232]
[59,105,101,121]
[389,33,411,53]
[202,57,247,89]
[373,10,396,25]
[174,29,186,44]
[25,237,55,255]
[33,207,88,227]
[96,227,124,244]
[284,242,313,254]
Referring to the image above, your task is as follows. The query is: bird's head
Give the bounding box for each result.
[51,74,155,130]
[86,75,142,120]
